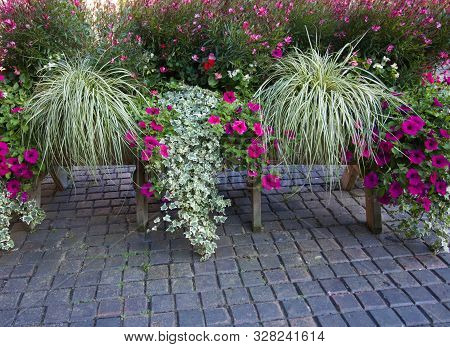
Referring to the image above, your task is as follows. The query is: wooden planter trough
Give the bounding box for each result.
[30,162,382,236]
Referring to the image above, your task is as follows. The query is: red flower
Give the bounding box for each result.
[202,59,215,71]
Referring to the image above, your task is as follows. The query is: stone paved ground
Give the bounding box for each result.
[1,166,449,327]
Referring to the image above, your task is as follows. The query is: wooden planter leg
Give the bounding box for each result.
[30,178,42,208]
[365,188,382,234]
[50,167,70,191]
[341,165,359,191]
[250,179,263,232]
[134,159,149,233]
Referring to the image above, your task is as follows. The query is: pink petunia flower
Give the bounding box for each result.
[439,129,449,139]
[232,120,247,135]
[363,172,379,189]
[144,136,160,148]
[247,102,261,112]
[418,196,432,211]
[407,150,426,165]
[424,137,438,151]
[138,121,147,129]
[247,142,266,159]
[0,142,9,156]
[141,149,153,161]
[159,66,168,73]
[125,131,137,147]
[150,121,164,132]
[159,144,169,158]
[432,97,443,107]
[262,174,281,190]
[389,181,403,199]
[435,180,447,195]
[253,123,264,137]
[23,148,39,165]
[11,107,24,113]
[431,155,448,168]
[247,170,258,177]
[6,179,21,198]
[140,182,154,198]
[223,91,236,104]
[371,25,381,31]
[271,48,283,59]
[167,105,173,111]
[146,107,160,115]
[208,115,220,125]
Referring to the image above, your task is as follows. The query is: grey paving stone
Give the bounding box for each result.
[71,302,98,322]
[96,317,121,327]
[394,306,430,326]
[264,269,289,284]
[98,299,122,318]
[410,269,442,286]
[317,314,347,327]
[286,267,312,282]
[306,296,337,316]
[123,316,149,327]
[0,292,21,309]
[171,278,194,294]
[330,263,357,277]
[44,304,71,324]
[204,308,232,327]
[124,296,148,316]
[230,304,259,324]
[434,268,450,283]
[271,283,299,300]
[219,273,243,288]
[72,286,96,303]
[404,287,437,305]
[331,293,362,313]
[147,265,169,279]
[281,299,311,318]
[176,293,201,310]
[201,291,226,308]
[0,309,17,326]
[19,291,46,308]
[249,286,275,302]
[151,312,177,327]
[14,307,45,326]
[289,316,317,327]
[194,275,219,292]
[353,260,381,276]
[343,311,376,327]
[416,255,447,269]
[296,281,325,297]
[356,291,386,310]
[364,247,392,260]
[308,265,335,280]
[365,274,395,290]
[256,302,284,321]
[380,288,413,307]
[420,303,450,324]
[369,308,404,327]
[225,288,250,305]
[396,256,425,271]
[320,278,347,295]
[178,309,205,327]
[427,283,450,302]
[263,319,289,327]
[151,295,174,313]
[240,271,264,287]
[343,276,372,293]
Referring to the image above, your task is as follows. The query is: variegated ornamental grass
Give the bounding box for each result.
[256,39,400,183]
[26,58,142,173]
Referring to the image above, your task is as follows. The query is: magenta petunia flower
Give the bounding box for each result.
[247,142,265,159]
[418,196,432,212]
[11,107,24,113]
[429,171,438,184]
[385,129,403,142]
[432,97,443,107]
[408,181,425,196]
[21,191,29,203]
[23,148,39,165]
[247,102,261,112]
[145,107,160,115]
[378,193,391,205]
[150,120,164,132]
[409,115,426,128]
[0,90,4,99]
[262,174,281,190]
[374,151,391,166]
[271,48,283,59]
[389,181,403,199]
[439,129,450,139]
[435,180,447,195]
[401,119,420,136]
[140,182,154,198]
[232,120,247,135]
[0,141,9,156]
[407,150,425,165]
[10,163,28,177]
[167,105,173,111]
[141,149,152,161]
[363,172,379,189]
[125,131,137,147]
[379,141,394,153]
[159,144,169,158]
[138,121,147,129]
[208,115,220,125]
[424,137,438,151]
[0,162,10,176]
[144,136,160,148]
[247,170,258,177]
[431,154,448,168]
[224,123,233,135]
[253,123,264,137]
[6,179,21,198]
[223,91,236,104]
[406,168,421,185]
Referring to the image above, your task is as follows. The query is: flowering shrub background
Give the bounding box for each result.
[361,82,449,251]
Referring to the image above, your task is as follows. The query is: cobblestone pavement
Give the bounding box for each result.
[1,166,449,327]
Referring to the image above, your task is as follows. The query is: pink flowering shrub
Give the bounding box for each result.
[360,81,449,251]
[0,69,42,200]
[0,0,91,72]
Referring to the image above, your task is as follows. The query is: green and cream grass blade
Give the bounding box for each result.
[26,58,142,174]
[256,39,399,185]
